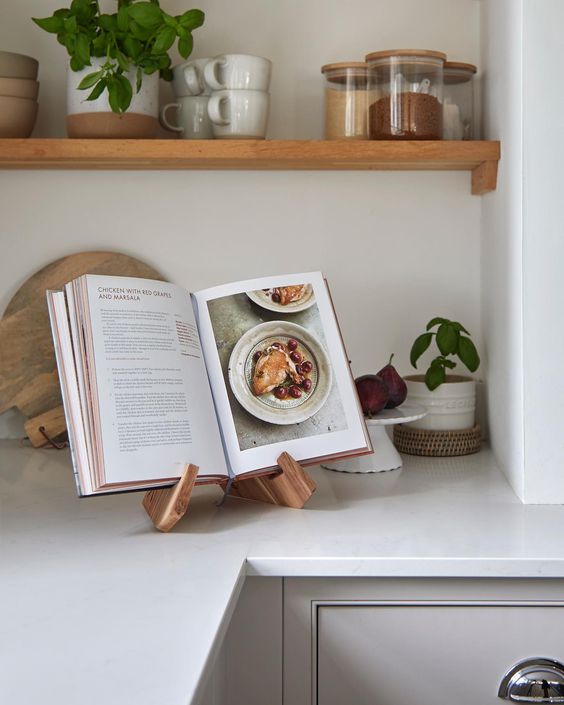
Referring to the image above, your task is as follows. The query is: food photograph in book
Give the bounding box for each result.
[207,283,348,451]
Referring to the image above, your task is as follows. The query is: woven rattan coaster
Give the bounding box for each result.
[393,424,481,457]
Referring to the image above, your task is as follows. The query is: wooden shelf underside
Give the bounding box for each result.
[0,139,500,194]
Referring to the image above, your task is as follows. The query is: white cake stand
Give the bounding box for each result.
[322,403,427,473]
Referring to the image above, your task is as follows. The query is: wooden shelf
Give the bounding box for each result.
[0,139,500,194]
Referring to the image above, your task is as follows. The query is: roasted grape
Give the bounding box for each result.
[290,351,302,364]
[274,386,289,399]
[301,378,313,392]
[253,350,262,362]
[287,338,299,351]
[289,385,302,398]
[301,360,313,374]
[271,292,281,303]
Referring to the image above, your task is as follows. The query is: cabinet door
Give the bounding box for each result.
[317,604,564,705]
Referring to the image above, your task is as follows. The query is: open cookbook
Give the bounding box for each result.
[47,271,371,496]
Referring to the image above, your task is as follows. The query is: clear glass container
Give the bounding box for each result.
[443,61,477,140]
[365,49,446,140]
[321,62,369,140]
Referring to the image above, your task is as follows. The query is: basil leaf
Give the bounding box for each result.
[426,317,448,331]
[116,74,133,112]
[410,332,432,368]
[178,32,193,59]
[179,9,204,31]
[76,33,92,66]
[458,336,480,372]
[70,55,84,72]
[117,5,129,32]
[63,15,78,33]
[128,2,162,29]
[98,14,117,31]
[107,79,121,113]
[425,364,445,391]
[86,78,107,101]
[70,0,91,23]
[77,69,103,89]
[116,49,130,72]
[152,26,176,55]
[32,16,64,33]
[123,36,142,60]
[436,322,459,355]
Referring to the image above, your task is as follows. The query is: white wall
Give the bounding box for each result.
[521,0,564,503]
[480,0,525,499]
[0,0,482,438]
[482,0,564,504]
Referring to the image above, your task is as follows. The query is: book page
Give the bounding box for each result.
[81,275,227,486]
[193,273,370,476]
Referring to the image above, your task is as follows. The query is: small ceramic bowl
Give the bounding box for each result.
[0,96,38,137]
[0,51,39,80]
[0,77,39,100]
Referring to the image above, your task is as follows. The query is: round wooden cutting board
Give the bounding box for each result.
[0,251,165,423]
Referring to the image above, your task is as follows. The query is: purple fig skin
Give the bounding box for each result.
[355,374,390,416]
[377,354,407,409]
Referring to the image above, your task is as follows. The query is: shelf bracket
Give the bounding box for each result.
[472,159,498,195]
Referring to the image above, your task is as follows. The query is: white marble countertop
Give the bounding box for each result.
[2,440,564,705]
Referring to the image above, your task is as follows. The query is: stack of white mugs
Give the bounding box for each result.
[160,53,272,140]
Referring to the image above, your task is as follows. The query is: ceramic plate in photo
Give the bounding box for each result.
[246,284,315,313]
[228,321,332,425]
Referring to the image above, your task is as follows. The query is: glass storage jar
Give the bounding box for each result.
[365,49,446,140]
[321,62,369,140]
[443,61,477,140]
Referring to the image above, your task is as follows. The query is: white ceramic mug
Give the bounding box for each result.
[172,58,211,97]
[159,95,214,139]
[207,89,269,139]
[203,54,272,92]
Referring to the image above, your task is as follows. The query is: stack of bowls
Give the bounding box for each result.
[0,51,39,137]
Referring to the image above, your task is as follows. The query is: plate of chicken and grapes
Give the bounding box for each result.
[228,321,333,425]
[246,284,316,313]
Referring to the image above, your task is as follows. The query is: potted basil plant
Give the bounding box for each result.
[405,317,480,430]
[33,0,204,138]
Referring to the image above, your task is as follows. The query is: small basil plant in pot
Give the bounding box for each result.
[33,0,204,138]
[405,317,480,431]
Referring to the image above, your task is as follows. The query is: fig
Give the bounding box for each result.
[355,375,389,416]
[377,354,407,409]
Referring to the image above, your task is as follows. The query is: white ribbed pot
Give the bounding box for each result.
[66,58,159,138]
[404,374,476,430]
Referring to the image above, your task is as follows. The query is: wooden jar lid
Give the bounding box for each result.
[444,61,477,73]
[321,61,368,74]
[365,49,447,63]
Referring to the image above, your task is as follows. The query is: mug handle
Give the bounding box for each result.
[183,65,202,95]
[204,58,225,91]
[207,94,230,126]
[159,103,184,133]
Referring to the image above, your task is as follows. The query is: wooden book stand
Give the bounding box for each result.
[143,452,316,532]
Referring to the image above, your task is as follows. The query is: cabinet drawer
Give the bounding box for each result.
[283,579,564,705]
[317,604,564,705]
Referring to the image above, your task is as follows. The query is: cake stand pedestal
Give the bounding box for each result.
[323,403,427,473]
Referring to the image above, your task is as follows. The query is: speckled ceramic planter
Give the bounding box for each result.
[66,59,159,138]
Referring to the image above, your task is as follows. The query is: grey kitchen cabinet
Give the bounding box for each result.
[284,578,564,705]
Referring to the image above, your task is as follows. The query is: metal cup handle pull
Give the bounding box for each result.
[499,658,564,702]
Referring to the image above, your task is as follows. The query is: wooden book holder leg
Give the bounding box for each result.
[229,452,316,509]
[142,463,199,533]
[142,453,316,532]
